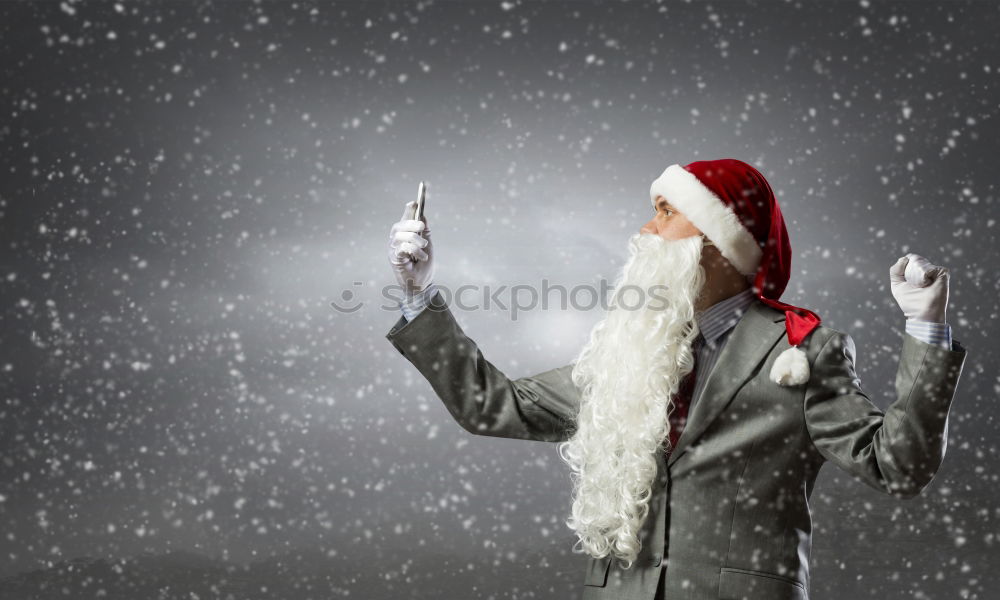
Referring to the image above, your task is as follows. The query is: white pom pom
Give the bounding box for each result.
[769,345,810,386]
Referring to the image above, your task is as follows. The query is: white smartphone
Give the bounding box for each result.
[414,181,426,221]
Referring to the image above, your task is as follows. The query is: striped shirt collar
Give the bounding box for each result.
[695,287,758,349]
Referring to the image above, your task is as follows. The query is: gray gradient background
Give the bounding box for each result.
[1,1,998,598]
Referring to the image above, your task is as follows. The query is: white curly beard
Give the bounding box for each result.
[559,232,706,569]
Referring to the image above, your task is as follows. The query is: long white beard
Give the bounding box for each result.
[558,232,707,569]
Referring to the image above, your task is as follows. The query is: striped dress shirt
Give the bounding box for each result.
[400,284,955,412]
[687,287,758,414]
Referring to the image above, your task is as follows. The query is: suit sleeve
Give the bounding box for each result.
[385,290,581,442]
[803,329,968,498]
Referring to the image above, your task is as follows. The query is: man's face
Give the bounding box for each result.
[641,195,703,240]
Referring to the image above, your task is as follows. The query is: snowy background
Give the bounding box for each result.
[1,1,997,598]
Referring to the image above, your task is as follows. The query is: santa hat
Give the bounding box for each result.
[649,158,822,386]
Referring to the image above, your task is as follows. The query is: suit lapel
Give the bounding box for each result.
[665,300,787,468]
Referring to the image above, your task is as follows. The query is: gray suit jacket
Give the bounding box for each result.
[385,291,968,600]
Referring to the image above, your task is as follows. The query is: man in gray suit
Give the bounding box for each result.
[385,159,967,600]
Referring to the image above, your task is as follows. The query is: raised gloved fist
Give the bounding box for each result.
[889,253,949,323]
[388,201,435,295]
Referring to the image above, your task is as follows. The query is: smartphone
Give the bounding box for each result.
[414,181,427,221]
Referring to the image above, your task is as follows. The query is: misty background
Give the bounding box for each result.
[1,1,997,598]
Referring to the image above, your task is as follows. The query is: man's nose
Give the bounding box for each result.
[640,218,657,236]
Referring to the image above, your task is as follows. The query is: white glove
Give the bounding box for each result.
[889,253,949,323]
[388,201,435,296]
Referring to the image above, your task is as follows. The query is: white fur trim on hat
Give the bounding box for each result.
[769,345,810,386]
[649,164,763,277]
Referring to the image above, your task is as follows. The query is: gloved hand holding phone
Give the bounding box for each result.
[388,197,435,297]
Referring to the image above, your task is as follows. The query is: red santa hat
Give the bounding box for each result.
[649,158,822,386]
